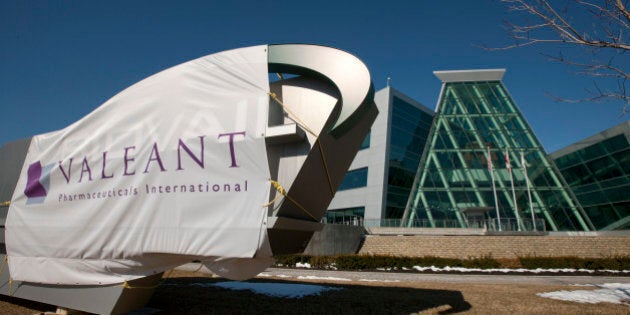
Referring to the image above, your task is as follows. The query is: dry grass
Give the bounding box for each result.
[0,295,53,314]
[0,270,627,314]
[150,270,629,314]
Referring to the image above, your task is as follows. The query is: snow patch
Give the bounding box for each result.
[258,273,291,278]
[358,279,400,283]
[296,262,312,268]
[258,273,400,283]
[297,275,352,282]
[537,283,630,305]
[411,265,629,274]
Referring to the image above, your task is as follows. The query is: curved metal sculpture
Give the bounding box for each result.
[268,44,374,136]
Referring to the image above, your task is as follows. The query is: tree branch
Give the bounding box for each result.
[485,0,629,115]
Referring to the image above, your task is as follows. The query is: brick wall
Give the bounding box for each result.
[358,235,630,259]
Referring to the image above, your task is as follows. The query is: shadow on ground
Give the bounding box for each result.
[148,277,472,314]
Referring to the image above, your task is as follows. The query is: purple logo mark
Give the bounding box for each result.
[25,161,53,204]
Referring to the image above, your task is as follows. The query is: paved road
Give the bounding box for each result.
[177,264,630,286]
[260,268,630,286]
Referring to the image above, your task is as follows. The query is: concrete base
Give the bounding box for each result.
[0,254,162,315]
[303,224,365,255]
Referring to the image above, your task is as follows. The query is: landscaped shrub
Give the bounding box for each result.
[309,255,336,269]
[409,256,463,268]
[273,254,629,271]
[335,254,374,270]
[519,256,577,269]
[462,255,501,269]
[274,254,312,267]
[519,255,630,271]
[496,258,522,269]
[274,254,501,270]
[596,256,630,270]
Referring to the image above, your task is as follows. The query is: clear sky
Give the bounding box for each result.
[1,0,627,152]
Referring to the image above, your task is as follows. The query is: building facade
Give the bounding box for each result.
[326,86,434,226]
[326,69,627,231]
[551,121,630,230]
[402,70,593,231]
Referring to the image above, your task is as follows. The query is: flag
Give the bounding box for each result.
[505,148,511,173]
[521,150,536,231]
[506,147,520,230]
[487,147,493,171]
[488,146,501,231]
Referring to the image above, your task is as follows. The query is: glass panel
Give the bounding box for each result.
[406,79,592,231]
[386,96,434,220]
[388,166,416,188]
[338,168,368,191]
[599,176,630,190]
[604,183,630,203]
[562,164,590,186]
[612,150,630,173]
[601,134,629,153]
[326,207,365,224]
[552,130,629,229]
[555,152,579,170]
[588,156,622,182]
[579,190,609,206]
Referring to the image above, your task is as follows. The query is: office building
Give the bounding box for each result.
[551,121,630,230]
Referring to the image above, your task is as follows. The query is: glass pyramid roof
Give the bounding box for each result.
[402,72,594,231]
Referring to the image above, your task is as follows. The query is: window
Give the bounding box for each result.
[326,207,365,224]
[338,168,368,191]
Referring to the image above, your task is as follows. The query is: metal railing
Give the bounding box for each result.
[484,218,547,232]
[326,216,547,232]
[363,218,465,228]
[324,215,364,226]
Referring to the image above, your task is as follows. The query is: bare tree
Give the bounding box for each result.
[489,0,630,115]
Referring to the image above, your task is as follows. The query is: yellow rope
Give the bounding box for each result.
[0,256,13,296]
[117,267,181,290]
[268,92,335,197]
[262,192,282,208]
[316,139,335,197]
[266,180,317,221]
[269,92,318,137]
[0,201,10,207]
[120,280,159,290]
[163,268,175,279]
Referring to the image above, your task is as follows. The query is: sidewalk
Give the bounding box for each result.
[176,263,630,286]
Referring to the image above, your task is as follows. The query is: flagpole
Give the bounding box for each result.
[488,146,501,231]
[506,148,521,231]
[521,151,536,231]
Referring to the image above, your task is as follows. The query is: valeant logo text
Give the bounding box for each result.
[24,131,250,204]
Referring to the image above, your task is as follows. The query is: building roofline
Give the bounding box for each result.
[375,85,434,115]
[550,120,630,158]
[434,69,506,83]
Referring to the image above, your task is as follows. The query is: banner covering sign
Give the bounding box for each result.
[6,45,272,285]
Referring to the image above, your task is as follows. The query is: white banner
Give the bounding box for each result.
[6,45,272,285]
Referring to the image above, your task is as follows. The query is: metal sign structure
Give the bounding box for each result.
[0,44,376,314]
